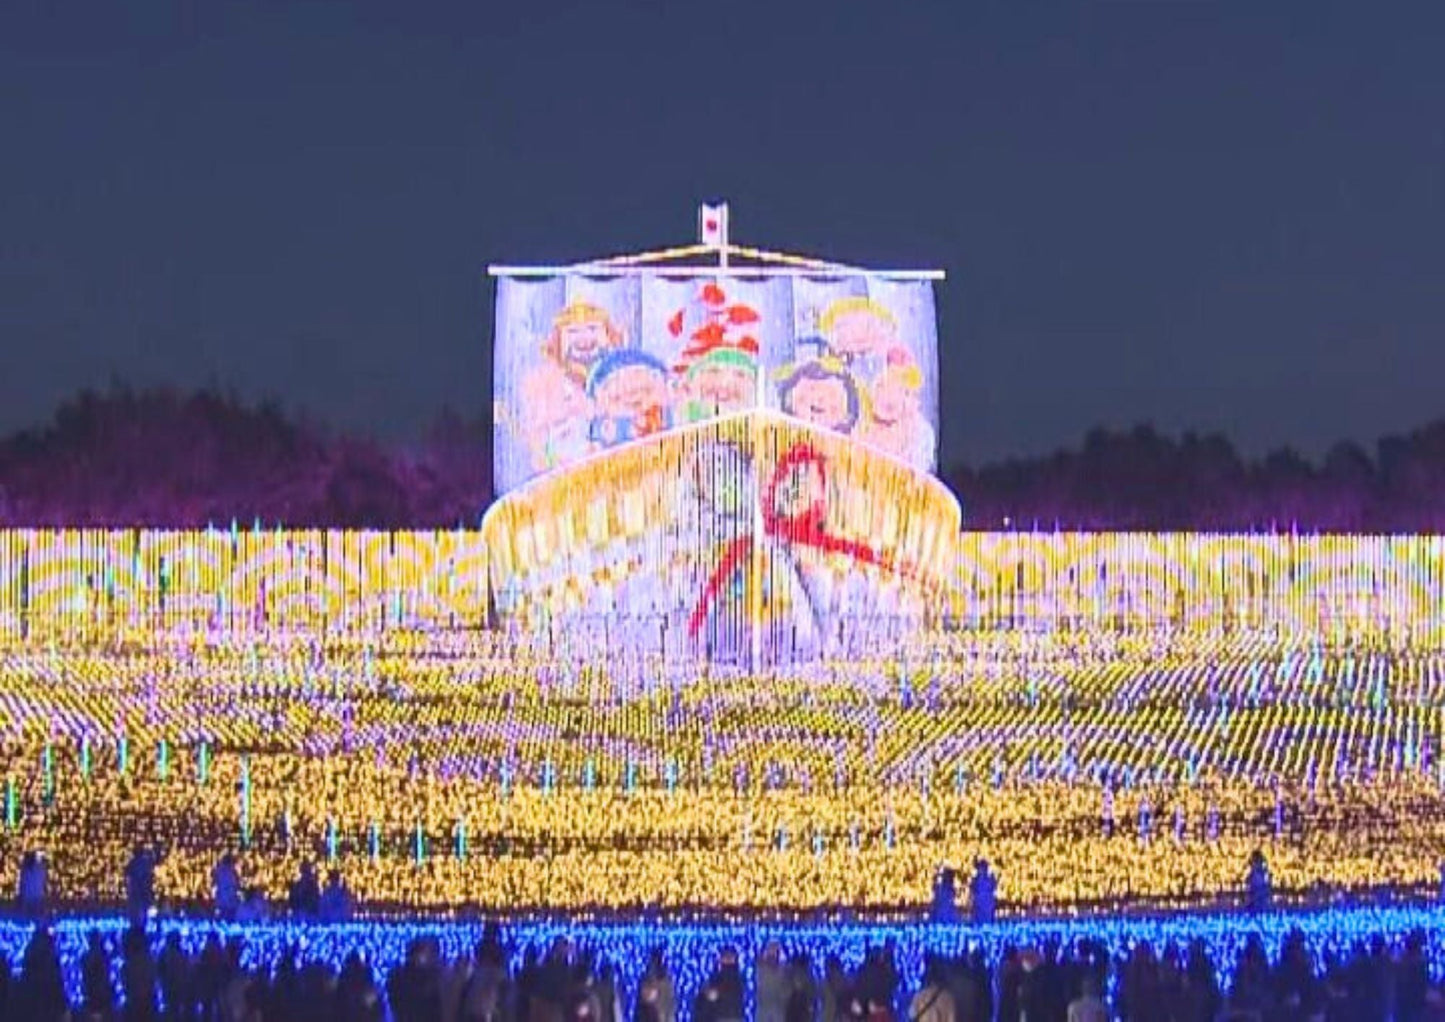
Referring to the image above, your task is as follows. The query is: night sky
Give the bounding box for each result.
[2,1,1442,467]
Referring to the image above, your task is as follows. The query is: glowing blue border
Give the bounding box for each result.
[5,903,1443,1015]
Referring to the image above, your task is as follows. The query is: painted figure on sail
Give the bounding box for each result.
[668,282,761,424]
[587,349,673,448]
[820,296,899,381]
[545,301,624,388]
[776,353,864,437]
[519,363,594,473]
[515,301,625,474]
[858,354,936,469]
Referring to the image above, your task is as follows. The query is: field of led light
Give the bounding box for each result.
[3,623,1445,915]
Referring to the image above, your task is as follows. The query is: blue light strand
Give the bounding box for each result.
[3,903,1445,1018]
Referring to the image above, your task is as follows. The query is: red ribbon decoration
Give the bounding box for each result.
[687,442,892,640]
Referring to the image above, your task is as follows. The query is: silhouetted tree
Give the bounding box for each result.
[3,387,1445,531]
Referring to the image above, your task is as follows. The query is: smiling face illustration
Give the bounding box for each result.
[821,298,898,365]
[545,303,623,385]
[596,363,669,421]
[778,359,861,434]
[691,359,754,412]
[790,375,849,429]
[830,308,894,361]
[870,371,915,425]
[559,321,610,367]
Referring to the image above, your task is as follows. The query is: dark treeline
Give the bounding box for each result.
[1,386,1442,531]
[0,386,491,529]
[948,423,1445,533]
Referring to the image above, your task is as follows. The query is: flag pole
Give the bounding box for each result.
[717,203,763,676]
[704,203,758,671]
[719,202,729,269]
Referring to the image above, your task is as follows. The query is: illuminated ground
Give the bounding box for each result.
[2,624,1444,914]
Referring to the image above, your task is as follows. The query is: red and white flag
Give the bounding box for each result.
[699,202,729,247]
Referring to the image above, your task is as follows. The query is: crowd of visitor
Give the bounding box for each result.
[2,917,1445,1021]
[9,844,1445,1021]
[18,848,358,928]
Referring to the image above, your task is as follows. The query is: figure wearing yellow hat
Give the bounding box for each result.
[820,296,897,380]
[857,359,936,469]
[544,302,624,388]
[515,302,624,475]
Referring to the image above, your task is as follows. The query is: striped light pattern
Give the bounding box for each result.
[0,528,490,641]
[0,528,1439,646]
[950,532,1445,640]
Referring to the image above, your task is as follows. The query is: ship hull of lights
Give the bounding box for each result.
[480,412,961,668]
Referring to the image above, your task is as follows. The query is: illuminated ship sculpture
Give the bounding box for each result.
[481,205,961,668]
